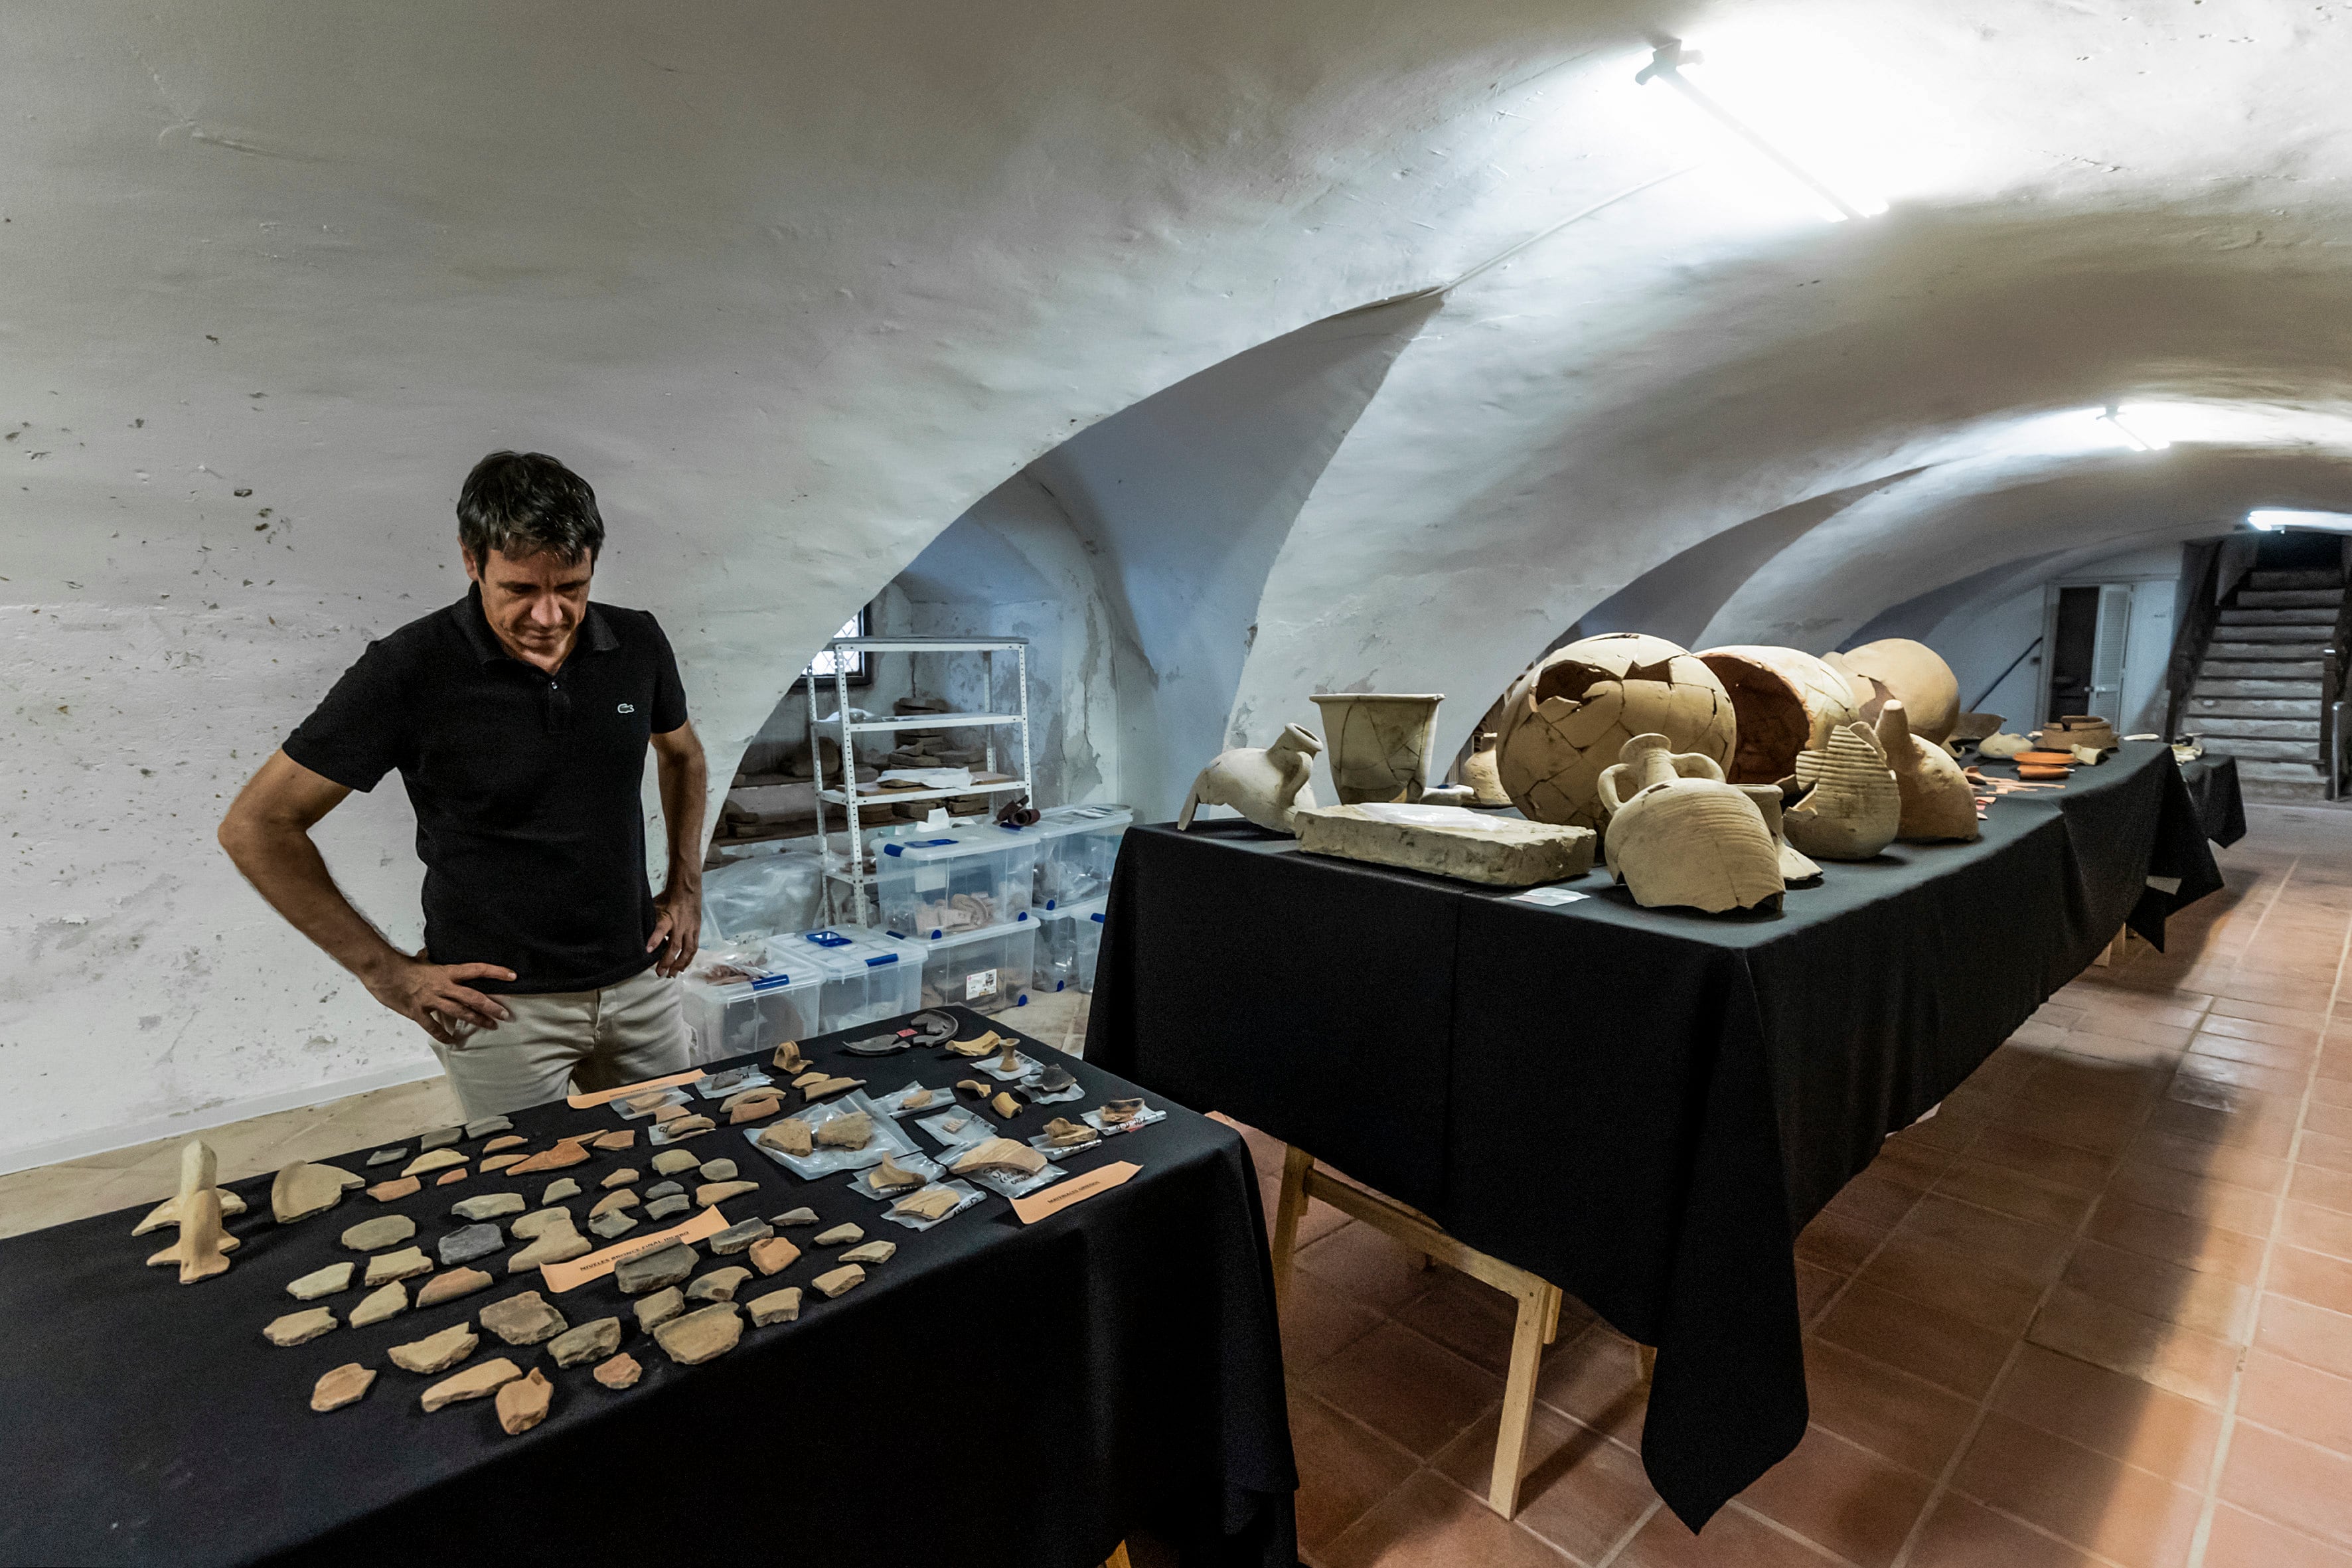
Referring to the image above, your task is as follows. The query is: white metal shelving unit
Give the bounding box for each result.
[805,635,1033,929]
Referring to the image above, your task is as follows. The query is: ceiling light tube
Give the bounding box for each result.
[1636,42,1871,222]
[2248,509,2352,532]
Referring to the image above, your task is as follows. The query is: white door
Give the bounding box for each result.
[2086,583,2134,724]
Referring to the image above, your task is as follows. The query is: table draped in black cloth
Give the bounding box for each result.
[2180,753,2249,847]
[1085,740,2221,1531]
[0,1006,1296,1568]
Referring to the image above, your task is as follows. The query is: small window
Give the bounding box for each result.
[797,606,873,688]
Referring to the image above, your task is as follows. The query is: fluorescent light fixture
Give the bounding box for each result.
[2248,509,2352,532]
[1635,40,1888,222]
[2098,405,2168,451]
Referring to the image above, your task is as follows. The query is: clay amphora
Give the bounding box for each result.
[1697,645,1864,785]
[1784,722,1901,860]
[1739,783,1822,884]
[1178,725,1323,834]
[1875,701,1981,842]
[1308,693,1445,805]
[1494,633,1738,830]
[1595,734,1782,913]
[1459,728,1513,807]
[1823,639,1960,745]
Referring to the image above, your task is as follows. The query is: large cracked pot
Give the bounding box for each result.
[1494,633,1737,829]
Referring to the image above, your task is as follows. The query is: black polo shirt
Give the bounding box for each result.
[284,586,689,994]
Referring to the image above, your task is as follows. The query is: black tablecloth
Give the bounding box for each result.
[1085,740,2220,1530]
[2181,754,2248,846]
[0,1007,1296,1568]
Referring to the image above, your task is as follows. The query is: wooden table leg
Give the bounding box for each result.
[1487,1279,1562,1518]
[1270,1144,1312,1311]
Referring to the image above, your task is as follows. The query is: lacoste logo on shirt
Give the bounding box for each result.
[617,702,636,714]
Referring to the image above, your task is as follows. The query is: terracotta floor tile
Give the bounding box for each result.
[1998,1097,2146,1157]
[2208,995,2329,1031]
[1317,1468,1573,1568]
[2272,1245,2352,1317]
[1857,1231,2045,1334]
[1289,1392,1423,1552]
[2199,1012,2326,1050]
[1930,1158,2098,1231]
[2060,1034,2188,1071]
[1617,1502,1846,1568]
[1800,1338,1978,1477]
[2177,1054,2311,1099]
[1991,1342,2221,1483]
[1895,1192,2076,1283]
[1283,1267,1389,1373]
[2238,1347,2352,1458]
[1906,1494,2106,1568]
[1304,1322,1503,1458]
[1431,1404,1655,1564]
[2306,1103,2352,1143]
[2128,1127,2291,1192]
[2073,998,2212,1032]
[1794,1210,1892,1276]
[2315,1076,2352,1110]
[2303,1130,2352,1176]
[2025,1285,2238,1405]
[1298,1221,1443,1315]
[1532,1324,1650,1450]
[2189,1033,2317,1075]
[1868,1133,1953,1192]
[2292,1162,2352,1217]
[1389,1268,1527,1377]
[1815,1281,2015,1400]
[2105,1158,2276,1235]
[2255,1293,2352,1381]
[2082,1195,2267,1283]
[2203,1504,2352,1568]
[2143,1095,2300,1156]
[1952,1411,2203,1568]
[1964,1126,2120,1193]
[2061,1239,2257,1344]
[1736,1424,1930,1568]
[2008,1019,2073,1052]
[2067,1010,2198,1050]
[2283,1199,2352,1262]
[1794,1261,1845,1325]
[1823,1170,1926,1231]
[2219,1421,2352,1551]
[1969,1047,2047,1095]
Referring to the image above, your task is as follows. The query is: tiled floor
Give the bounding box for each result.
[1243,802,2352,1568]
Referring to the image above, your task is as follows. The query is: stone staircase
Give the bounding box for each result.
[2184,568,2346,802]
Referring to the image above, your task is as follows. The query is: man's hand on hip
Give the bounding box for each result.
[647,886,700,978]
[363,950,517,1044]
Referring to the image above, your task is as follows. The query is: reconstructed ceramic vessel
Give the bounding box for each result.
[1784,722,1902,860]
[1496,633,1738,830]
[1739,783,1822,884]
[1877,701,1981,842]
[1597,734,1782,913]
[1178,724,1323,834]
[1697,645,1865,785]
[1308,693,1446,805]
[1823,639,1961,745]
[1458,727,1513,807]
[2047,714,2118,753]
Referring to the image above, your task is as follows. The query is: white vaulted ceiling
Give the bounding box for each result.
[8,0,2352,1160]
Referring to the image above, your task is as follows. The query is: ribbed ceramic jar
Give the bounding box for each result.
[1785,722,1902,860]
[1597,734,1782,912]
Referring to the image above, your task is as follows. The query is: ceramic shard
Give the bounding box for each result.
[758,1121,814,1158]
[697,1158,739,1182]
[400,1148,467,1180]
[812,1264,866,1299]
[1177,724,1324,833]
[634,1286,686,1334]
[945,1032,1003,1059]
[1739,784,1822,884]
[1032,1066,1075,1095]
[349,1281,409,1328]
[799,1076,862,1102]
[728,1097,783,1125]
[507,1140,592,1175]
[388,1322,479,1374]
[652,1148,700,1176]
[1876,700,1981,843]
[813,1111,872,1150]
[366,1176,422,1203]
[660,1115,716,1138]
[896,1087,936,1111]
[613,1236,698,1294]
[951,1138,1048,1178]
[955,1080,989,1099]
[434,1168,469,1186]
[870,1154,922,1193]
[791,1070,828,1087]
[813,1222,864,1247]
[364,1247,433,1287]
[1695,645,1863,784]
[708,1215,775,1255]
[481,1135,526,1154]
[995,1041,1021,1075]
[272,1159,360,1223]
[686,1266,752,1303]
[696,1179,760,1207]
[771,1040,809,1074]
[417,1267,494,1308]
[287,1262,355,1300]
[131,1181,248,1236]
[479,1289,569,1346]
[653,1302,743,1366]
[548,1316,622,1368]
[264,1306,339,1347]
[589,1189,639,1219]
[891,1186,964,1222]
[464,1115,514,1139]
[539,1178,582,1204]
[339,1214,416,1252]
[838,1239,896,1265]
[591,1130,636,1152]
[747,1287,803,1326]
[364,1147,409,1168]
[495,1368,553,1435]
[747,1236,801,1275]
[623,1089,673,1113]
[599,1167,639,1189]
[645,1194,691,1221]
[1826,639,1960,744]
[718,1087,774,1115]
[479,1154,524,1174]
[589,1210,640,1240]
[509,1227,590,1273]
[420,1356,522,1413]
[419,1127,462,1152]
[450,1192,526,1222]
[769,1206,819,1227]
[651,1100,689,1123]
[644,1179,684,1200]
[989,1091,1021,1120]
[593,1352,642,1389]
[1099,1098,1144,1125]
[700,1066,757,1095]
[509,1208,576,1241]
[310,1363,376,1413]
[1041,1117,1099,1149]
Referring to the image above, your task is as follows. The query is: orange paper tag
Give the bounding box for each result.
[538,1203,730,1293]
[566,1067,704,1111]
[1010,1160,1139,1224]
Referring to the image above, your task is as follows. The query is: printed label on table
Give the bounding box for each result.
[1010,1160,1138,1223]
[965,968,999,1000]
[566,1067,704,1110]
[1511,887,1589,907]
[539,1204,729,1293]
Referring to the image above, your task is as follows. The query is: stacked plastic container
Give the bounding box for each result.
[679,955,822,1065]
[1027,804,1133,909]
[763,927,923,1032]
[1038,896,1107,994]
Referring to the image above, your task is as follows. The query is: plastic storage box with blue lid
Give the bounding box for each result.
[1022,804,1133,909]
[888,920,1036,1016]
[761,927,924,1032]
[872,825,1038,938]
[680,957,822,1065]
[1038,896,1106,994]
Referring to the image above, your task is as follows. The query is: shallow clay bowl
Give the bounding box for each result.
[2017,763,2071,780]
[2013,750,2078,767]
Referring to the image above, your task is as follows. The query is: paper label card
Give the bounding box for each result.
[965,968,998,1000]
[567,1067,704,1110]
[1010,1160,1138,1224]
[1510,886,1589,907]
[539,1203,728,1293]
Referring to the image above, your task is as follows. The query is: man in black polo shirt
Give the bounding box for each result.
[218,451,708,1116]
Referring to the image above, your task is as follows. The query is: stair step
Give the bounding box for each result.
[2207,624,2335,644]
[2203,737,2320,761]
[2196,660,2325,679]
[2201,717,2321,740]
[2192,680,2322,701]
[2236,589,2343,609]
[2242,780,2331,802]
[2249,570,2344,589]
[2218,607,2338,626]
[2188,696,2321,718]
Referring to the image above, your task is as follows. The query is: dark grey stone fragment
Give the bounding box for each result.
[463,1115,514,1138]
[366,1147,410,1167]
[771,1206,821,1227]
[589,1209,640,1240]
[613,1237,698,1295]
[708,1217,775,1255]
[644,1180,684,1200]
[644,1194,691,1222]
[438,1222,506,1267]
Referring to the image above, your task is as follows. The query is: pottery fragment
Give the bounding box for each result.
[479,1289,570,1346]
[698,1158,739,1182]
[451,1192,525,1221]
[131,1179,248,1236]
[1876,700,1980,842]
[728,1097,783,1125]
[421,1357,522,1413]
[951,1138,1048,1178]
[348,1281,409,1328]
[1596,733,1783,913]
[593,1352,643,1389]
[990,1091,1021,1120]
[814,1222,864,1247]
[273,1159,362,1223]
[434,1168,469,1186]
[507,1140,593,1176]
[613,1236,698,1294]
[757,1121,813,1158]
[748,1236,801,1275]
[813,1264,866,1299]
[799,1076,864,1102]
[419,1127,462,1152]
[589,1210,640,1240]
[287,1262,356,1300]
[144,1142,239,1284]
[265,1306,339,1347]
[644,1194,691,1221]
[417,1267,495,1308]
[708,1216,775,1255]
[540,1178,582,1204]
[401,1148,467,1180]
[599,1168,639,1190]
[1784,721,1903,860]
[589,1189,639,1219]
[479,1154,524,1174]
[891,1186,965,1222]
[870,1154,923,1192]
[1177,724,1324,833]
[310,1363,376,1413]
[747,1287,803,1326]
[697,1179,759,1207]
[591,1130,636,1152]
[623,1089,672,1113]
[660,1115,716,1138]
[548,1316,622,1368]
[814,1111,872,1150]
[686,1266,752,1303]
[945,1032,1002,1059]
[955,1080,990,1100]
[388,1322,480,1374]
[495,1368,553,1435]
[509,1208,575,1241]
[464,1115,513,1139]
[438,1223,506,1267]
[365,1147,409,1168]
[654,1302,743,1366]
[838,1239,896,1265]
[509,1227,590,1273]
[1041,1117,1099,1149]
[771,1039,809,1074]
[1100,1098,1144,1125]
[635,1286,686,1334]
[481,1134,526,1154]
[1824,639,1960,745]
[340,1214,417,1252]
[772,1206,821,1227]
[364,1247,433,1287]
[1496,633,1737,829]
[651,1148,700,1176]
[366,1176,422,1203]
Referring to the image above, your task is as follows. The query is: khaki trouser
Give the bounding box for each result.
[428,963,693,1119]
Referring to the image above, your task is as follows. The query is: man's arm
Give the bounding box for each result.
[217,751,515,1042]
[647,720,708,977]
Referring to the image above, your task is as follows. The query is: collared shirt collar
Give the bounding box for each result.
[459,584,617,666]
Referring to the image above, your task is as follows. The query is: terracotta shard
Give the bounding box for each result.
[434,1168,469,1186]
[757,1121,813,1158]
[509,1208,576,1241]
[945,1032,1003,1059]
[548,1316,622,1368]
[955,1079,990,1099]
[708,1216,775,1255]
[870,1154,922,1193]
[593,1352,643,1389]
[1876,700,1981,843]
[591,1130,636,1152]
[813,1263,866,1299]
[950,1138,1048,1178]
[1042,1117,1098,1149]
[507,1141,591,1176]
[838,1239,896,1265]
[652,1148,701,1176]
[388,1322,479,1375]
[464,1115,514,1138]
[418,1127,462,1152]
[1695,645,1864,784]
[891,1186,964,1222]
[450,1192,526,1221]
[509,1227,590,1273]
[367,1176,423,1203]
[1099,1098,1144,1126]
[481,1135,526,1154]
[653,1302,743,1366]
[599,1168,639,1190]
[613,1236,698,1295]
[479,1289,569,1346]
[480,1154,524,1173]
[995,1042,1021,1075]
[264,1306,339,1347]
[539,1178,582,1204]
[349,1281,410,1328]
[623,1088,673,1113]
[421,1356,523,1413]
[644,1194,691,1221]
[589,1189,640,1219]
[771,1206,821,1227]
[310,1363,376,1413]
[273,1159,360,1223]
[644,1180,683,1199]
[990,1091,1020,1120]
[416,1267,495,1308]
[897,1087,936,1111]
[747,1236,801,1275]
[339,1214,417,1252]
[400,1148,467,1180]
[696,1179,759,1207]
[634,1286,687,1334]
[131,1178,248,1236]
[365,1147,408,1168]
[813,1111,872,1150]
[698,1158,739,1182]
[813,1222,864,1247]
[799,1076,862,1103]
[771,1039,809,1073]
[686,1266,752,1303]
[589,1210,641,1240]
[495,1368,554,1435]
[717,1089,775,1115]
[728,1097,783,1125]
[747,1287,802,1326]
[287,1262,355,1300]
[791,1070,830,1088]
[364,1246,433,1287]
[661,1115,716,1138]
[651,1101,690,1123]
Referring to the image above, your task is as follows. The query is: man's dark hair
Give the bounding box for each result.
[456,451,605,565]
